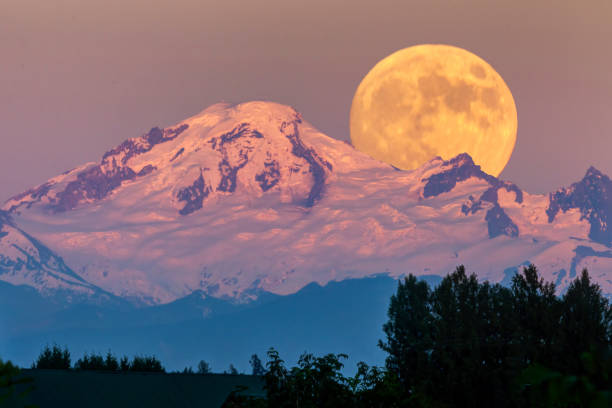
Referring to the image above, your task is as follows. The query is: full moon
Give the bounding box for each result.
[350,44,517,176]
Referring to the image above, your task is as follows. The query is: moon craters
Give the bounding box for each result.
[470,64,487,79]
[418,73,477,114]
[350,44,517,176]
[481,87,500,109]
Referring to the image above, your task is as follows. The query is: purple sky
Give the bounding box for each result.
[1,0,611,201]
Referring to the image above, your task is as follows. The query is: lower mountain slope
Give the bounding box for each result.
[0,210,112,302]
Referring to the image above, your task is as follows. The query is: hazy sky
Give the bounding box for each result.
[1,0,611,200]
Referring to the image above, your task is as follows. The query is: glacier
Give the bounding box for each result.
[2,101,611,304]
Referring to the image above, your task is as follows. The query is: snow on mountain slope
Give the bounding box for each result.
[3,101,611,303]
[0,210,108,300]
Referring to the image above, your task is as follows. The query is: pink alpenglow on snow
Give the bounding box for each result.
[2,102,611,304]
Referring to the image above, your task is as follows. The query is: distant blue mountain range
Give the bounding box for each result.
[1,275,418,373]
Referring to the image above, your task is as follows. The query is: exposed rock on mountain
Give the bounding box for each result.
[547,167,612,245]
[2,101,611,303]
[0,210,109,301]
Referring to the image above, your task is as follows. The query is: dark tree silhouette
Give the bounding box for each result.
[119,356,130,371]
[34,344,71,369]
[0,359,34,406]
[250,354,266,376]
[129,356,164,373]
[559,269,611,373]
[511,264,560,367]
[379,274,432,397]
[378,264,610,408]
[20,263,612,408]
[74,351,119,371]
[104,351,119,371]
[197,360,211,374]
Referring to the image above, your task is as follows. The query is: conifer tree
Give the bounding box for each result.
[34,344,71,369]
[197,360,211,374]
[379,274,432,395]
[250,354,266,376]
[511,264,559,367]
[559,269,612,373]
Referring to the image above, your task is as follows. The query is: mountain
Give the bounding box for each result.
[2,101,612,304]
[0,209,116,303]
[0,275,397,373]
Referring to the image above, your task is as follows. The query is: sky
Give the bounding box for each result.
[1,0,611,201]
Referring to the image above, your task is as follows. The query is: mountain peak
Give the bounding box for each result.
[447,152,476,166]
[6,102,612,304]
[547,165,612,245]
[421,153,488,198]
[4,101,382,216]
[417,153,523,239]
[584,166,606,180]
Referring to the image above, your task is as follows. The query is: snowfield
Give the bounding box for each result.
[2,101,611,304]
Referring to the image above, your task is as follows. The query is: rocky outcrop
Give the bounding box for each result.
[47,126,188,212]
[547,167,612,245]
[485,204,519,238]
[5,182,55,212]
[6,125,188,213]
[102,124,188,165]
[422,153,495,198]
[2,101,612,304]
[422,154,521,238]
[255,159,281,191]
[177,172,212,216]
[280,119,332,207]
[209,123,263,193]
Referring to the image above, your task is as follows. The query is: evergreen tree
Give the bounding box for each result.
[224,264,612,407]
[379,274,432,395]
[197,360,211,374]
[511,264,560,368]
[34,344,71,369]
[263,348,289,407]
[119,356,130,371]
[250,354,266,376]
[74,351,120,371]
[559,269,612,373]
[129,356,164,373]
[74,353,104,370]
[428,266,517,408]
[104,351,119,371]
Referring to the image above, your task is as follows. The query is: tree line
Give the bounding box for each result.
[224,266,612,407]
[29,343,266,376]
[31,345,165,373]
[2,265,611,407]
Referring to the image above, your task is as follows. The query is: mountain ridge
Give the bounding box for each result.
[1,101,611,304]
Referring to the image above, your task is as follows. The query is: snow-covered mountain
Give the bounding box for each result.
[3,101,611,304]
[0,209,113,302]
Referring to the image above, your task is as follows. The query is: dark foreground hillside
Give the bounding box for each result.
[5,369,263,408]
